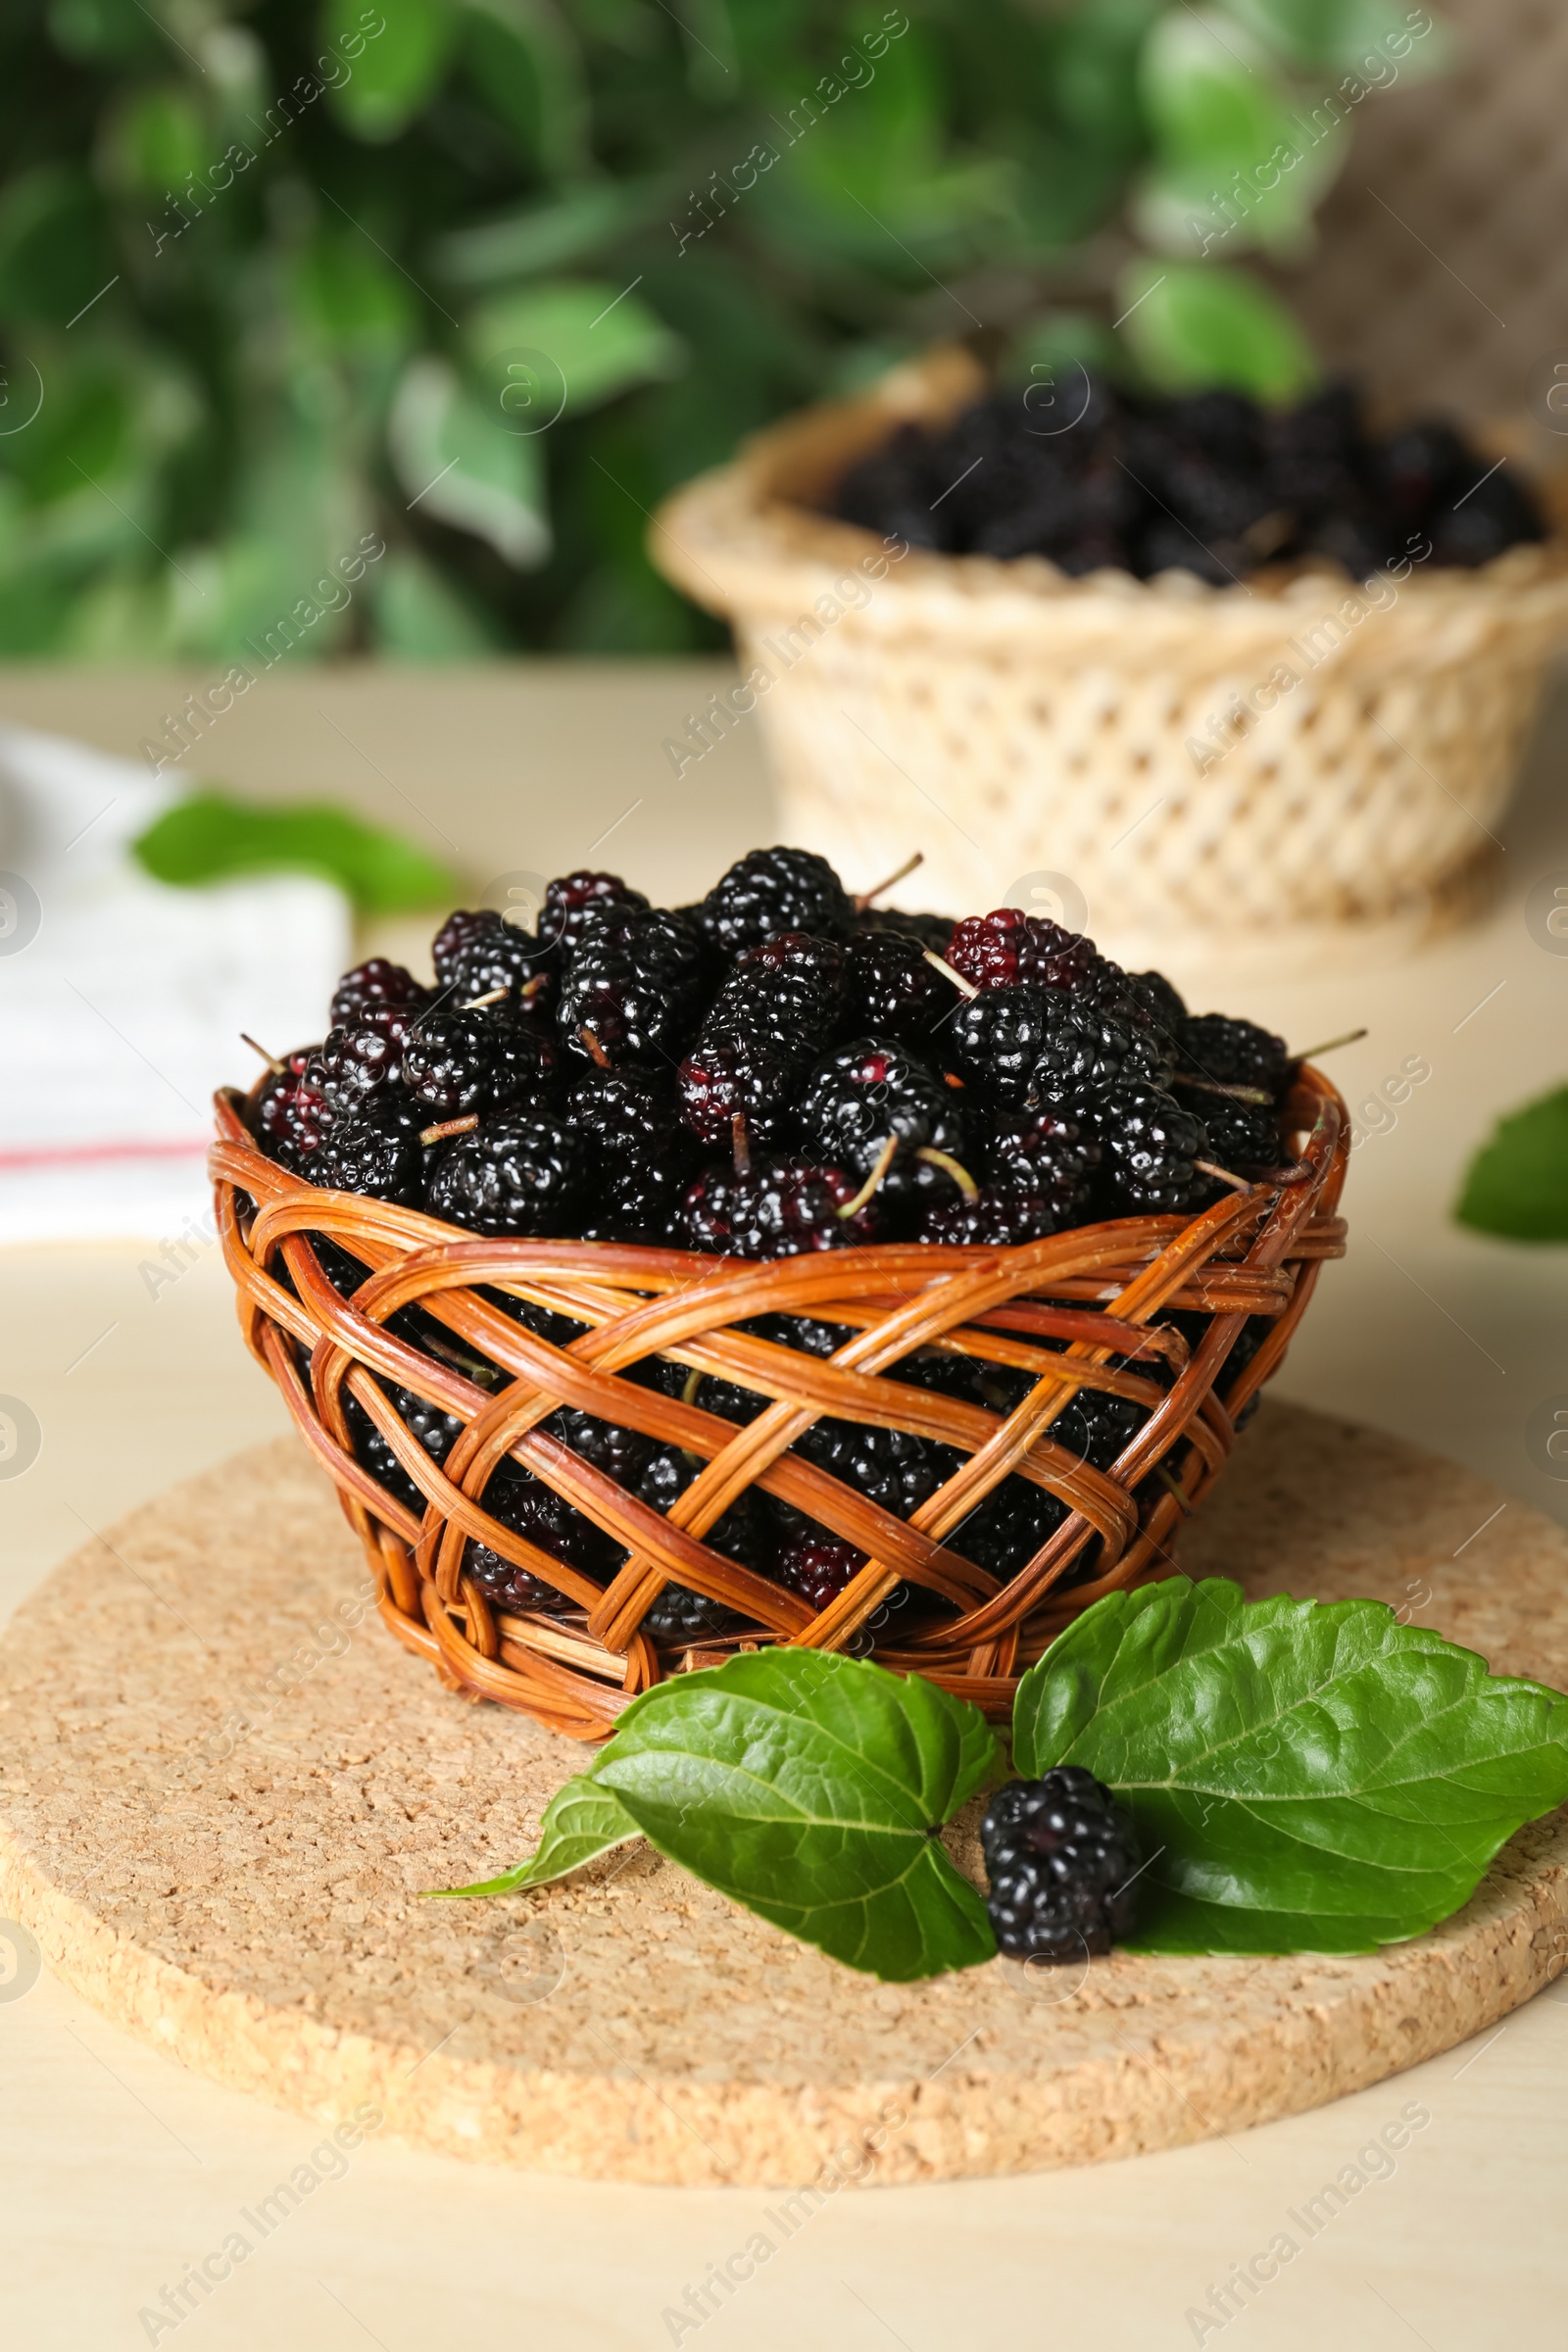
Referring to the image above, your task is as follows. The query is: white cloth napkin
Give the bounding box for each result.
[0,722,351,1244]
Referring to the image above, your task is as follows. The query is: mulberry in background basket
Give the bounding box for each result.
[652,349,1568,979]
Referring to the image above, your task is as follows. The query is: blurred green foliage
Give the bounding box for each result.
[0,0,1444,658]
[133,786,457,906]
[1455,1086,1568,1244]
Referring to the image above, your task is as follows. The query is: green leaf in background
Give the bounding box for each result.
[47,0,166,66]
[1454,1086,1568,1243]
[432,182,651,289]
[369,545,507,656]
[745,21,1021,283]
[64,565,176,660]
[291,230,419,357]
[102,83,212,200]
[1134,7,1347,260]
[4,359,131,504]
[466,280,686,420]
[132,789,457,911]
[1133,155,1338,266]
[429,1776,641,1897]
[0,0,1445,655]
[1141,8,1292,171]
[589,1649,1003,1981]
[1116,258,1319,400]
[389,354,549,566]
[322,0,456,142]
[1221,0,1359,59]
[460,0,592,177]
[1052,0,1162,162]
[1226,0,1450,76]
[1013,1576,1568,1954]
[0,163,114,328]
[1006,310,1124,392]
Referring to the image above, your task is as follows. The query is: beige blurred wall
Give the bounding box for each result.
[1288,0,1568,420]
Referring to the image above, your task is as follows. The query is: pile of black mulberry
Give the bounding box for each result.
[831,379,1544,584]
[252,844,1299,1249]
[245,846,1299,1643]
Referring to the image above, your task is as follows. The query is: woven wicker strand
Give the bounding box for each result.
[210,1068,1348,1741]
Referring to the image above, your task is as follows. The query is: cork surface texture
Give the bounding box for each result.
[1,1399,1565,2187]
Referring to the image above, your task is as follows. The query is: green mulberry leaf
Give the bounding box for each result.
[1013,1576,1568,1954]
[1454,1086,1568,1243]
[427,1776,641,1897]
[132,789,456,911]
[591,1649,1004,1982]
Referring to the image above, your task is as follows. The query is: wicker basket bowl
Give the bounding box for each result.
[652,349,1568,979]
[210,1066,1348,1743]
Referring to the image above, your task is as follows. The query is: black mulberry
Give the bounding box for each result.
[981,1768,1144,1961]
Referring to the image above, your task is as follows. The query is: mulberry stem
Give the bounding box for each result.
[854,850,924,911]
[916,1146,980,1202]
[1154,1462,1195,1516]
[240,1032,284,1075]
[922,949,979,1000]
[1194,1158,1254,1195]
[1292,1026,1367,1061]
[1172,1072,1273,1106]
[837,1134,899,1219]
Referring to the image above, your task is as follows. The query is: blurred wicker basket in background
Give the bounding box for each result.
[210,1067,1347,1743]
[652,349,1568,981]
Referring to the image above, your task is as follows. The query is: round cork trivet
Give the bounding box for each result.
[2,1401,1565,2187]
